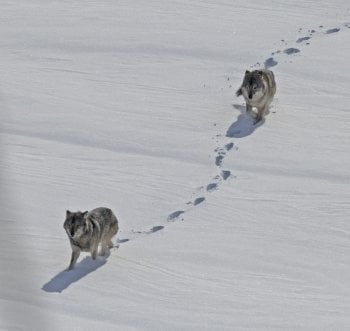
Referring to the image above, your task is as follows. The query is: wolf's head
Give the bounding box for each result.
[64,210,88,238]
[241,70,265,101]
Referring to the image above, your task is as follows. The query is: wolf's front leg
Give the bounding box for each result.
[68,248,80,270]
[255,106,267,124]
[246,103,253,115]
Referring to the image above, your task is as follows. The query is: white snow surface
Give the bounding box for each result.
[1,1,350,330]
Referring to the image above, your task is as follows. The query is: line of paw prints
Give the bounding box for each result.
[225,23,349,90]
[258,23,348,70]
[191,22,350,227]
[165,141,237,223]
[118,22,350,242]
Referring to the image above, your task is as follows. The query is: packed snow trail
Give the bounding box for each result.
[1,1,350,329]
[122,21,350,242]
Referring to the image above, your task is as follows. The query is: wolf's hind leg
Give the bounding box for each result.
[106,223,118,249]
[90,242,99,260]
[99,240,108,256]
[100,233,115,255]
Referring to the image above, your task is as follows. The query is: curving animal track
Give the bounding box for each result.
[118,22,349,244]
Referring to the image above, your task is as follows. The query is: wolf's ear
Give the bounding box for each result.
[245,70,250,75]
[66,210,72,218]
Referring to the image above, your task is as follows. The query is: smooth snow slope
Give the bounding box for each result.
[1,1,350,330]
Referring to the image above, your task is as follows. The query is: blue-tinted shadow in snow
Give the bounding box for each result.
[42,253,109,293]
[226,105,264,138]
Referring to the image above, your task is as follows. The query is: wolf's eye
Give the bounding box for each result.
[253,85,257,90]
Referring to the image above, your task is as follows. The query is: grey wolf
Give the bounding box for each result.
[63,207,119,270]
[236,69,276,123]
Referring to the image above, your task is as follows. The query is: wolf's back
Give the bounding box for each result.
[87,207,118,238]
[262,69,276,96]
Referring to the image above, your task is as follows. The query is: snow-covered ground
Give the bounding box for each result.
[1,1,350,330]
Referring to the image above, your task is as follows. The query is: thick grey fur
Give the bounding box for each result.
[63,207,119,270]
[236,69,276,123]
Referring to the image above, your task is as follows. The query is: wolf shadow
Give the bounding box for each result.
[226,104,265,138]
[42,252,110,293]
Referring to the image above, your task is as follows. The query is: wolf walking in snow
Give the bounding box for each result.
[63,207,119,270]
[236,69,276,123]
